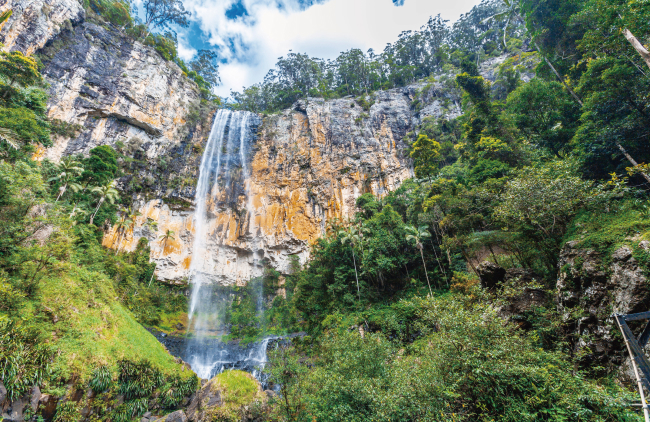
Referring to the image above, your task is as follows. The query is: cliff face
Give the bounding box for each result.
[0,0,84,55]
[106,90,418,284]
[557,241,650,372]
[38,20,201,163]
[3,4,522,284]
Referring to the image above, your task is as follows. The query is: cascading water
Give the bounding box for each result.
[184,109,273,382]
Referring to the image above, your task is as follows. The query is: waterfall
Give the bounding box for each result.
[185,109,272,382]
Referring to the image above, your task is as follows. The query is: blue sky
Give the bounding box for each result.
[142,0,483,96]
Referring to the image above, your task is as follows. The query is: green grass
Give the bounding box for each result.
[153,310,189,335]
[20,261,188,390]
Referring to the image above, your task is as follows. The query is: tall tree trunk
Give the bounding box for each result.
[148,264,156,287]
[623,28,650,70]
[420,247,433,296]
[534,42,583,107]
[89,197,104,225]
[115,230,123,255]
[617,142,650,184]
[351,249,360,301]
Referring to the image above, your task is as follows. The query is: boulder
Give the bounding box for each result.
[557,241,650,372]
[186,370,264,422]
[0,380,6,403]
[476,261,506,290]
[153,410,188,422]
[497,268,548,324]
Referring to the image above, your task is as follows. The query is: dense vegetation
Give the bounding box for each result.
[0,10,196,422]
[236,0,650,420]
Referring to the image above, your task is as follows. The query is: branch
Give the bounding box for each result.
[623,28,650,71]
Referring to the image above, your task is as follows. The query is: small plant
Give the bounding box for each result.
[89,365,113,393]
[53,401,80,422]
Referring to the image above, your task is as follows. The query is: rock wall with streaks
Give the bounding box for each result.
[0,2,524,285]
[104,92,418,284]
[0,0,84,55]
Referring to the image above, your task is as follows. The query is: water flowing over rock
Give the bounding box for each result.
[182,109,273,381]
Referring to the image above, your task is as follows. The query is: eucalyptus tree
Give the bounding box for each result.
[189,50,221,89]
[405,225,433,296]
[142,0,190,38]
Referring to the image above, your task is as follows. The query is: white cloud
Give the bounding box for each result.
[182,0,482,96]
[177,35,198,61]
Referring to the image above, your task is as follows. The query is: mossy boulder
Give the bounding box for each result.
[186,370,265,422]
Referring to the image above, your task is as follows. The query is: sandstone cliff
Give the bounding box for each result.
[1,2,526,284]
[0,0,84,55]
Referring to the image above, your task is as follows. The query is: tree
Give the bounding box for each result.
[506,79,580,157]
[493,159,597,270]
[48,157,84,202]
[338,226,361,301]
[405,225,433,296]
[143,0,190,37]
[81,146,118,186]
[158,229,175,257]
[89,181,118,226]
[0,51,40,93]
[410,134,441,180]
[113,216,132,254]
[481,0,522,48]
[189,50,220,89]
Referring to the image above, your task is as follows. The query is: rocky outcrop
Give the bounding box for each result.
[106,90,417,284]
[557,240,650,370]
[100,57,530,284]
[0,0,84,55]
[151,410,188,422]
[2,2,532,285]
[38,20,201,163]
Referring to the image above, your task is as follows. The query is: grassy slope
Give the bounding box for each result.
[20,261,188,389]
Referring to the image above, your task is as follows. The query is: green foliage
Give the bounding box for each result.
[0,317,54,401]
[49,118,84,138]
[53,401,80,422]
[89,365,113,393]
[494,159,603,270]
[270,294,638,422]
[410,133,441,180]
[506,78,580,157]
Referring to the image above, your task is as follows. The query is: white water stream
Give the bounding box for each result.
[185,109,272,381]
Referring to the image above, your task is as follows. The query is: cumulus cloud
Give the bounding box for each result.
[180,0,481,96]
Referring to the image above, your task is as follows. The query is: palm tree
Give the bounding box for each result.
[113,215,133,255]
[0,127,22,150]
[89,181,118,225]
[405,225,433,297]
[49,157,84,202]
[158,229,176,258]
[115,206,142,253]
[339,226,361,301]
